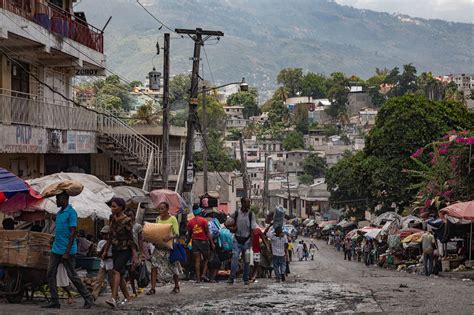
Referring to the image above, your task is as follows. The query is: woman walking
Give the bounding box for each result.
[296,241,304,261]
[104,197,136,308]
[147,202,182,294]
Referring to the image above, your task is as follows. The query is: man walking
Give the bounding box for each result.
[43,192,94,309]
[226,197,256,285]
[421,229,436,276]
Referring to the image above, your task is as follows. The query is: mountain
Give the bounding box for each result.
[77,0,473,99]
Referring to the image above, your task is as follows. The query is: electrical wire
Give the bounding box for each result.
[202,46,216,87]
[135,0,179,35]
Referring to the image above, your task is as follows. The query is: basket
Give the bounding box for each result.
[0,230,52,270]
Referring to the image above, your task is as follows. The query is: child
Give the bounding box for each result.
[92,226,114,300]
[264,224,288,283]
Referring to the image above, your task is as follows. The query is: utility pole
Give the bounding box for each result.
[202,85,208,193]
[161,33,170,189]
[175,28,224,193]
[263,153,269,213]
[286,171,293,217]
[239,135,249,198]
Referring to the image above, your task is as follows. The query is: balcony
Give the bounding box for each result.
[0,91,98,131]
[0,0,103,53]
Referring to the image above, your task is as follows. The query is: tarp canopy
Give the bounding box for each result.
[357,221,371,228]
[307,220,316,227]
[344,229,359,240]
[401,215,423,229]
[439,201,474,224]
[27,173,115,219]
[372,211,402,227]
[0,168,29,196]
[322,224,336,232]
[401,231,423,243]
[319,220,337,228]
[397,228,424,240]
[364,228,382,240]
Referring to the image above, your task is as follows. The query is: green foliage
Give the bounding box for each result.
[368,86,386,108]
[132,100,159,124]
[277,68,304,97]
[303,153,327,178]
[386,64,418,97]
[226,128,241,141]
[298,174,314,185]
[197,95,226,133]
[169,110,188,127]
[129,80,143,89]
[283,131,304,151]
[301,73,327,98]
[293,104,309,134]
[95,94,122,111]
[169,74,191,108]
[328,94,474,212]
[227,88,260,119]
[94,75,132,111]
[194,130,241,172]
[326,72,350,123]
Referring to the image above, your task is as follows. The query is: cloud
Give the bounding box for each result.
[335,0,474,23]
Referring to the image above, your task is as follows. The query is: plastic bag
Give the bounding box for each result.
[137,262,150,288]
[274,206,285,229]
[169,242,187,264]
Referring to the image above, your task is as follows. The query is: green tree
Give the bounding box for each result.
[194,130,240,172]
[282,131,304,151]
[326,84,349,124]
[128,80,143,89]
[416,72,444,101]
[293,103,309,134]
[303,153,327,178]
[368,86,386,107]
[277,68,304,97]
[95,94,122,111]
[169,74,191,108]
[169,110,188,127]
[298,174,314,185]
[197,95,226,133]
[94,75,132,111]
[227,88,260,119]
[132,100,159,124]
[301,72,327,98]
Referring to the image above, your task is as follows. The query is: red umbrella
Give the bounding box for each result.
[149,189,187,215]
[0,186,44,215]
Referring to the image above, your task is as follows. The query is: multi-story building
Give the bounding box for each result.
[0,1,180,190]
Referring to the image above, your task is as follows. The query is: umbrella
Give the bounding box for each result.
[439,201,474,224]
[0,186,43,214]
[149,189,187,215]
[307,219,315,227]
[0,167,29,196]
[319,220,337,228]
[364,228,382,240]
[113,186,149,203]
[322,224,335,232]
[303,218,311,225]
[344,229,359,240]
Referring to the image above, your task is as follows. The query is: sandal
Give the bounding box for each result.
[171,287,180,294]
[146,289,156,295]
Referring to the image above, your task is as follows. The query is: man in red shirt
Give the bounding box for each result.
[186,205,215,282]
[250,227,264,282]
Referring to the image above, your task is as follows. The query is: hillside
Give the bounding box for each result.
[77,0,473,99]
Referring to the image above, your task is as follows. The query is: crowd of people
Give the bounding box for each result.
[40,195,304,309]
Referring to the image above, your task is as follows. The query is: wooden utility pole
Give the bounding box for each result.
[263,153,269,213]
[175,28,224,193]
[286,171,293,217]
[161,33,170,189]
[239,135,249,198]
[202,85,208,193]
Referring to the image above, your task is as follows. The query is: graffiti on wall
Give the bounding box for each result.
[0,125,46,153]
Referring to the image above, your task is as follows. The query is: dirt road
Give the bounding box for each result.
[1,239,473,314]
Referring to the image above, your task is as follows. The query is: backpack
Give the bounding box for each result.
[233,210,253,244]
[218,228,234,251]
[208,218,220,239]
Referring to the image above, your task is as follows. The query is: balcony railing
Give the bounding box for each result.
[0,0,104,53]
[0,92,97,131]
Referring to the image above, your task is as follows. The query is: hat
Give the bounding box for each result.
[100,225,110,234]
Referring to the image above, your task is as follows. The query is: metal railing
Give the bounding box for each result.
[0,92,186,176]
[0,93,97,131]
[0,0,104,53]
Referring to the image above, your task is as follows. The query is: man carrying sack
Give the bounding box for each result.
[43,189,95,309]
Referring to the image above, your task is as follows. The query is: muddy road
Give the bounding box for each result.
[0,239,473,314]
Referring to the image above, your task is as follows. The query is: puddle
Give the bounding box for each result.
[171,282,381,314]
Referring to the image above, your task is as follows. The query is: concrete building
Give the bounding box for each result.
[0,0,105,178]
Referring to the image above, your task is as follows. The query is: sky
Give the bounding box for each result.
[334,0,474,23]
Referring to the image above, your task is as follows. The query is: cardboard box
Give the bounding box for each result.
[0,230,52,270]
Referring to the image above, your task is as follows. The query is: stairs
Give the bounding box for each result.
[96,111,183,192]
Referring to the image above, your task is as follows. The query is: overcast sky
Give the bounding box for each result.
[335,0,474,23]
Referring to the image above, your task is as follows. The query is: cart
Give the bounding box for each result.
[0,230,52,303]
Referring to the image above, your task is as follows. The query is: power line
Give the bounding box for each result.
[135,0,179,35]
[203,46,216,86]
